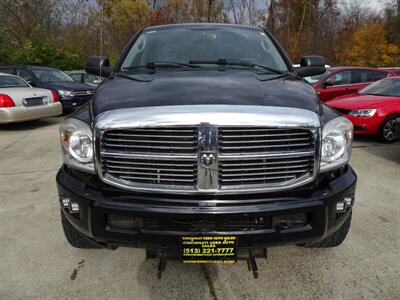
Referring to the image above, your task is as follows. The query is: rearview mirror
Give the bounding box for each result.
[295,56,326,77]
[86,56,111,77]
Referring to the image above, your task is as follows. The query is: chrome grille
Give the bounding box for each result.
[102,127,198,155]
[96,106,321,194]
[72,90,94,97]
[219,154,315,188]
[101,155,197,186]
[218,127,314,154]
[99,127,199,190]
[99,126,317,193]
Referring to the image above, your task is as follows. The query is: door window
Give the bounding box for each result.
[352,70,387,84]
[69,73,82,82]
[16,69,34,84]
[326,71,351,86]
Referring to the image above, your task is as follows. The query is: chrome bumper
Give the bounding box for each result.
[0,102,62,124]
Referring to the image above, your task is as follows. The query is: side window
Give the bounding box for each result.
[70,74,82,82]
[326,71,351,86]
[16,69,34,84]
[371,71,387,81]
[83,73,99,84]
[351,70,370,84]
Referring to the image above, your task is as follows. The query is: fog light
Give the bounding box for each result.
[344,197,353,206]
[271,213,307,230]
[61,197,70,208]
[68,202,80,214]
[107,215,144,230]
[336,201,345,212]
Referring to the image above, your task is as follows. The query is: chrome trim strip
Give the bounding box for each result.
[218,150,315,160]
[94,105,321,194]
[95,105,320,129]
[100,151,197,160]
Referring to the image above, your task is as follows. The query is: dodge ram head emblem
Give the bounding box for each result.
[200,152,216,167]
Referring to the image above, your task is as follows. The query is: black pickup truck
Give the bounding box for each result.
[57,24,356,276]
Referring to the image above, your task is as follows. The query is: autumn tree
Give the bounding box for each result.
[100,0,149,53]
[338,23,400,67]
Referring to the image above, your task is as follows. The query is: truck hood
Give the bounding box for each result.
[92,70,320,116]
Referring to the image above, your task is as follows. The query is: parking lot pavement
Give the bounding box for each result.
[0,117,399,300]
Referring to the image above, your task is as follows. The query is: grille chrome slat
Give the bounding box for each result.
[105,165,194,172]
[119,175,195,183]
[219,142,311,150]
[103,143,195,150]
[221,137,311,144]
[221,164,312,172]
[223,132,310,138]
[220,169,310,177]
[103,159,194,167]
[220,159,311,167]
[221,175,297,182]
[108,170,194,177]
[104,138,194,144]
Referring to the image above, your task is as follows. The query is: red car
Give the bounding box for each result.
[328,77,400,142]
[305,67,392,102]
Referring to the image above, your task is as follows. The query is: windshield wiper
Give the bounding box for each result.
[121,61,201,72]
[189,59,286,75]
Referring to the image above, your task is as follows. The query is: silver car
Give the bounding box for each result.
[0,73,62,124]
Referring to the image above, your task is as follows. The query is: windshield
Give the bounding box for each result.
[32,69,74,83]
[359,78,400,96]
[120,27,289,72]
[304,70,332,83]
[0,75,29,88]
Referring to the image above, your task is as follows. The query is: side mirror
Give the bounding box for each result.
[322,81,334,88]
[86,56,111,77]
[295,56,326,77]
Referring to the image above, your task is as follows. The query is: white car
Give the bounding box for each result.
[0,73,62,124]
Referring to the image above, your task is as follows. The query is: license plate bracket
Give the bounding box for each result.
[181,236,237,264]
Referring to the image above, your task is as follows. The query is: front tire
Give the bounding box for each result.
[299,212,352,248]
[376,115,399,143]
[61,211,102,249]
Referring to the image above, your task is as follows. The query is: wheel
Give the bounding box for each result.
[376,115,399,143]
[298,212,352,248]
[61,211,102,249]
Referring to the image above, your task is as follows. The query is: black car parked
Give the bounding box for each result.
[57,24,356,277]
[0,65,95,111]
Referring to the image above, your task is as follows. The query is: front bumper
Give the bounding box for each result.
[0,102,62,124]
[57,166,356,250]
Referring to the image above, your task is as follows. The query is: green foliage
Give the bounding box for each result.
[0,37,84,70]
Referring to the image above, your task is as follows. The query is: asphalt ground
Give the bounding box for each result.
[0,116,399,299]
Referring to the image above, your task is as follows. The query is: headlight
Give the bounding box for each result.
[60,118,95,173]
[348,109,376,117]
[58,90,73,97]
[320,117,353,172]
